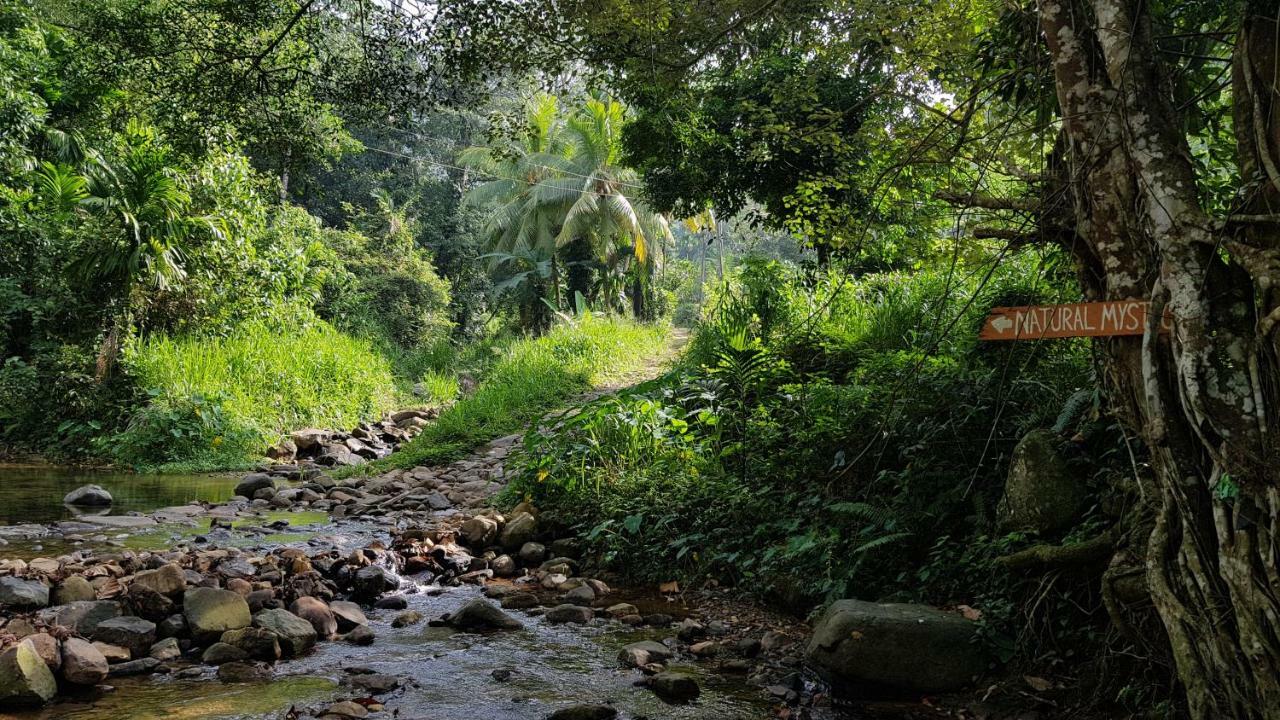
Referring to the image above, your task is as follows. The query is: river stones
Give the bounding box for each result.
[0,577,49,608]
[252,608,317,656]
[649,671,701,704]
[461,516,499,546]
[220,627,281,661]
[330,601,367,632]
[544,604,594,625]
[148,637,182,661]
[0,640,56,707]
[63,484,113,506]
[183,588,252,643]
[94,616,157,656]
[444,598,523,631]
[618,641,672,668]
[343,625,375,646]
[499,592,538,610]
[289,596,337,638]
[547,705,619,720]
[202,642,249,665]
[499,512,537,550]
[129,563,187,597]
[61,638,108,685]
[108,657,160,676]
[217,660,271,683]
[352,565,395,601]
[563,585,595,606]
[518,542,546,564]
[234,473,275,499]
[805,599,984,695]
[52,576,95,605]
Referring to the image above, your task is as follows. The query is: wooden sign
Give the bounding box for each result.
[980,301,1171,341]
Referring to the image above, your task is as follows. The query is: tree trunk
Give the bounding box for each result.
[1034,1,1280,716]
[562,236,596,309]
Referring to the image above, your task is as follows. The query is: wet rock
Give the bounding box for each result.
[64,484,113,506]
[546,705,619,720]
[217,661,270,683]
[323,700,368,718]
[53,575,96,604]
[391,611,423,628]
[618,640,673,669]
[62,638,109,685]
[499,512,537,550]
[202,642,249,665]
[148,637,182,662]
[605,603,638,619]
[649,671,700,704]
[445,598,523,631]
[234,474,275,499]
[220,627,280,661]
[563,585,595,606]
[0,639,57,707]
[252,608,317,657]
[330,601,368,632]
[0,577,49,608]
[499,592,539,610]
[350,673,399,693]
[108,657,160,676]
[352,565,395,601]
[343,625,375,646]
[805,599,984,695]
[373,595,407,610]
[94,616,156,657]
[289,596,337,638]
[644,613,673,627]
[184,588,252,643]
[545,604,594,625]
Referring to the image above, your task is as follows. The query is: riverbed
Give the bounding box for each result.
[0,464,239,524]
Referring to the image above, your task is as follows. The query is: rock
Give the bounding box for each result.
[157,614,187,639]
[500,592,539,610]
[220,627,280,661]
[349,673,399,693]
[461,516,499,547]
[290,428,330,451]
[266,439,297,462]
[344,625,375,646]
[0,640,57,707]
[324,700,368,718]
[491,555,516,577]
[545,604,594,624]
[619,641,673,668]
[25,633,59,671]
[92,642,130,663]
[391,611,424,628]
[233,474,275,499]
[218,558,256,580]
[62,638,109,685]
[998,429,1087,534]
[373,596,407,610]
[677,618,706,642]
[125,583,174,622]
[252,609,317,657]
[108,657,160,676]
[547,705,619,720]
[605,603,638,619]
[352,565,395,601]
[93,616,156,656]
[202,642,249,665]
[53,575,96,604]
[183,588,252,643]
[650,671,700,703]
[217,661,270,683]
[289,596,337,638]
[64,484,113,506]
[563,585,595,606]
[499,512,537,550]
[0,577,49,608]
[690,641,720,657]
[734,638,762,658]
[148,637,182,662]
[805,599,984,695]
[445,599,523,631]
[518,542,546,564]
[330,601,368,632]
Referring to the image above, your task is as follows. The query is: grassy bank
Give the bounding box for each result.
[345,316,670,475]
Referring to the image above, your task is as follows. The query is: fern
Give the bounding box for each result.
[1053,388,1096,433]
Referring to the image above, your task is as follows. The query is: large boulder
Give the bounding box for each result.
[61,638,109,686]
[352,565,396,601]
[44,600,122,634]
[0,639,57,707]
[445,599,523,631]
[52,576,96,604]
[998,429,1088,534]
[499,512,537,550]
[805,600,984,695]
[233,474,275,500]
[329,601,368,632]
[63,484,113,506]
[183,588,251,643]
[0,578,49,609]
[252,609,317,657]
[289,596,337,638]
[130,563,187,597]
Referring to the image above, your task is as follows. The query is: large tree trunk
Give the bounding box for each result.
[1035,0,1280,716]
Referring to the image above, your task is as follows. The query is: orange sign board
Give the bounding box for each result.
[980,301,1171,341]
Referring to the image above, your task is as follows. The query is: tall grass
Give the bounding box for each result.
[351,316,669,473]
[116,317,399,470]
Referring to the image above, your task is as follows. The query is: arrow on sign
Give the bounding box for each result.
[990,316,1014,334]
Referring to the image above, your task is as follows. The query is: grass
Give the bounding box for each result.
[115,316,400,471]
[344,315,670,475]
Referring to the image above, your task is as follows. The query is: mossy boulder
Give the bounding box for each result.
[998,429,1088,534]
[0,639,57,707]
[183,588,251,644]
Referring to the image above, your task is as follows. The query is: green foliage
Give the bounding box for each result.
[114,314,398,470]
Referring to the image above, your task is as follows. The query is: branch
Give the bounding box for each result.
[995,533,1114,572]
[972,227,1031,240]
[934,190,1040,212]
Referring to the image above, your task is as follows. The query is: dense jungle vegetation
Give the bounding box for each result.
[2,0,1279,717]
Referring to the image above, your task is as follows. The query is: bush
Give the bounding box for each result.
[113,313,399,470]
